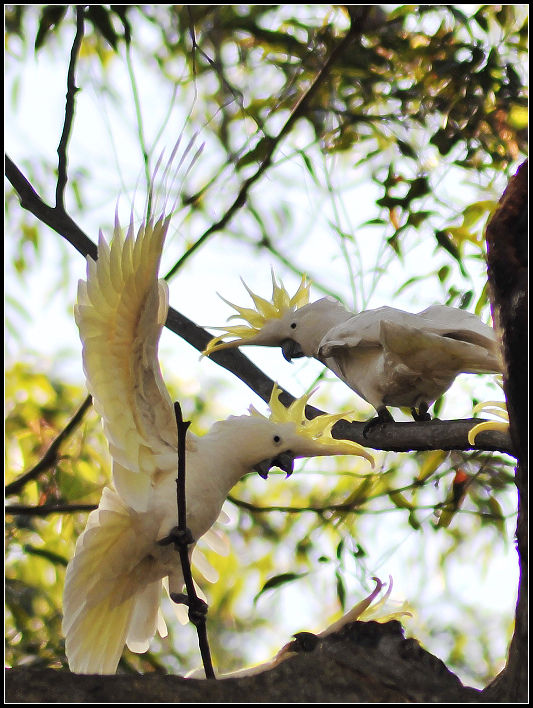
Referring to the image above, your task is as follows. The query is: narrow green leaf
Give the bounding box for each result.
[254,571,308,603]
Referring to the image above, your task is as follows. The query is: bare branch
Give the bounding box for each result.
[157,403,216,679]
[5,158,514,458]
[332,416,515,457]
[55,6,85,209]
[5,155,98,259]
[481,158,527,701]
[5,503,98,517]
[5,395,93,497]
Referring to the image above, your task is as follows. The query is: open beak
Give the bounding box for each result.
[254,451,295,479]
[281,338,304,361]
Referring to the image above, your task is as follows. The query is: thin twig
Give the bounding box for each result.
[164,13,369,279]
[173,402,216,679]
[5,395,93,497]
[174,403,191,536]
[5,503,98,516]
[56,5,85,209]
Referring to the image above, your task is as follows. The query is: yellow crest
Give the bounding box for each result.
[202,271,311,356]
[250,385,375,464]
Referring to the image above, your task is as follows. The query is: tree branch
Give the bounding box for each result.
[172,402,215,679]
[5,619,483,702]
[55,6,85,209]
[332,416,514,457]
[157,403,216,679]
[480,159,527,702]
[5,503,98,517]
[5,395,93,497]
[5,155,97,259]
[5,159,514,459]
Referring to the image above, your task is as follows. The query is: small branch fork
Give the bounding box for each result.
[157,402,216,679]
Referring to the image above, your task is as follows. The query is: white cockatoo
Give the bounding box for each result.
[203,274,502,431]
[63,214,374,675]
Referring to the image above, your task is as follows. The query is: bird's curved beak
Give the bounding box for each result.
[281,338,304,361]
[254,451,295,479]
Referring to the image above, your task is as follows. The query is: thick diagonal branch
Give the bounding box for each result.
[5,157,514,458]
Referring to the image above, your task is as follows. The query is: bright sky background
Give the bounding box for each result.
[5,7,519,686]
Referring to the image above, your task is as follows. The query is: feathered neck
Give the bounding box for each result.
[192,416,260,484]
[294,297,352,354]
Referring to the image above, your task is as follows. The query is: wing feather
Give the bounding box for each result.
[62,487,167,673]
[321,305,499,359]
[126,580,166,654]
[75,213,177,512]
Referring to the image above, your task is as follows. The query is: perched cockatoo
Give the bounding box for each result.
[63,214,374,675]
[203,274,502,430]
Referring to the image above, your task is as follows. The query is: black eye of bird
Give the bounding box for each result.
[273,435,281,444]
[290,322,297,329]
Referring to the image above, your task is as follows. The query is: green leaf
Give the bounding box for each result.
[473,8,489,32]
[408,510,421,530]
[297,150,320,187]
[434,230,468,276]
[484,496,506,538]
[86,6,120,50]
[388,490,414,510]
[35,6,68,51]
[396,139,417,160]
[416,450,447,483]
[405,176,430,202]
[335,570,346,609]
[254,571,308,603]
[236,136,276,170]
[406,210,433,228]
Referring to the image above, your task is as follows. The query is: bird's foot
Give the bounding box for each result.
[170,592,209,627]
[411,402,431,422]
[363,407,395,438]
[157,525,195,549]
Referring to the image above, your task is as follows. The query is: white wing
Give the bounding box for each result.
[319,306,421,351]
[62,487,166,673]
[75,214,179,512]
[318,304,501,410]
[320,305,500,361]
[417,305,500,352]
[380,321,501,376]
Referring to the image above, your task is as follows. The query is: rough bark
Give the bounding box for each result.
[5,620,484,703]
[480,160,528,702]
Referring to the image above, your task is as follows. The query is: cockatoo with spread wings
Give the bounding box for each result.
[203,274,502,430]
[63,215,374,674]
